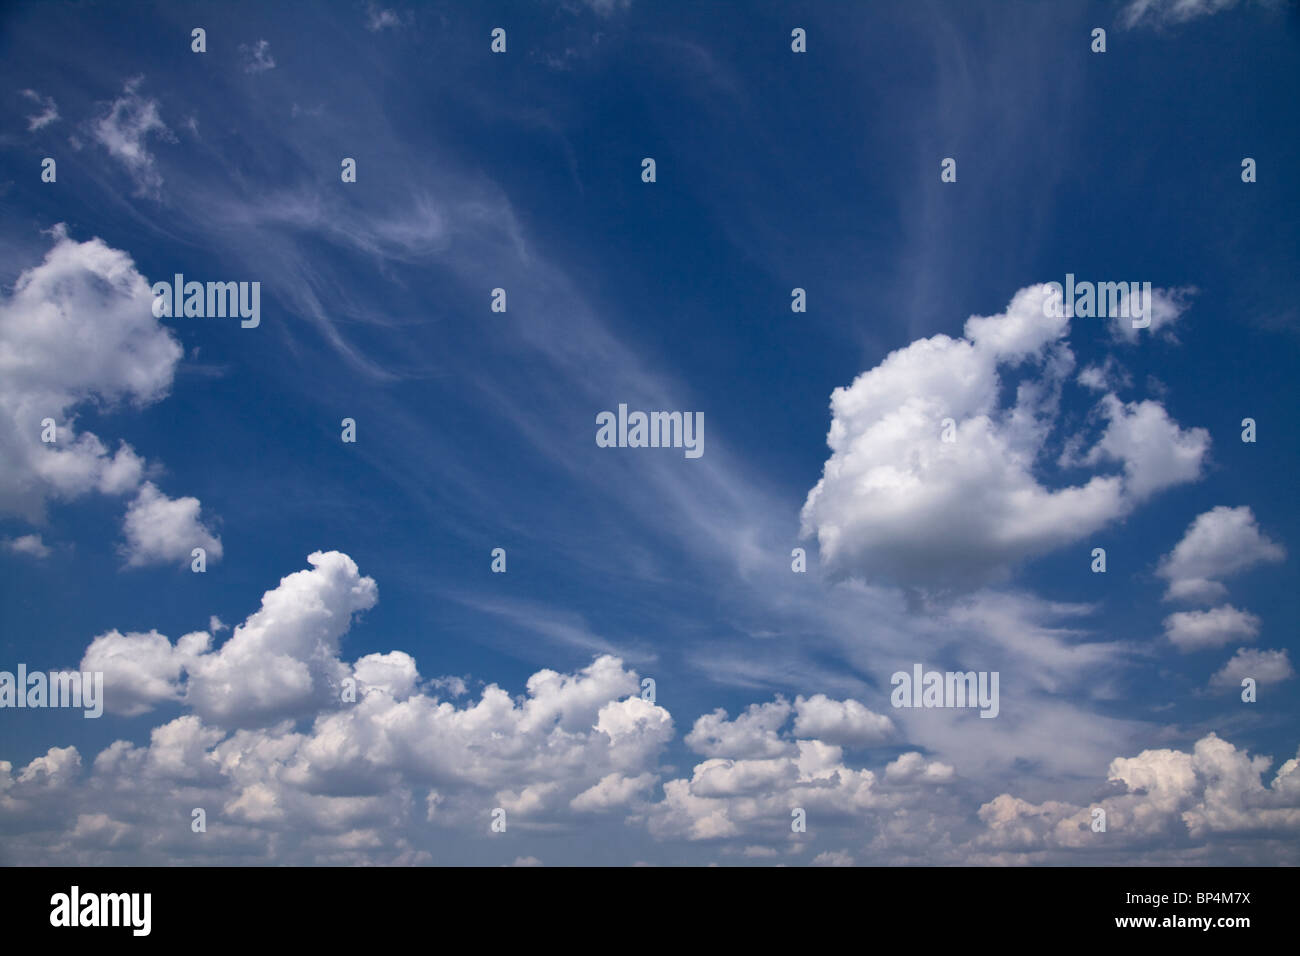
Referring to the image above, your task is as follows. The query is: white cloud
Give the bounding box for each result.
[365,5,401,31]
[792,694,894,747]
[91,78,172,198]
[885,752,956,785]
[1109,286,1195,343]
[1121,0,1244,29]
[800,284,1208,589]
[1157,506,1286,603]
[80,551,372,722]
[20,89,59,131]
[352,651,419,699]
[0,227,222,568]
[121,482,222,568]
[810,849,855,866]
[1075,394,1209,500]
[977,733,1300,852]
[6,554,677,863]
[1077,357,1132,392]
[580,0,633,15]
[10,552,1299,865]
[3,533,51,558]
[685,699,794,758]
[1163,605,1260,652]
[81,628,209,716]
[185,551,377,725]
[1210,648,1294,693]
[0,227,177,518]
[643,696,961,846]
[571,772,658,811]
[241,40,276,74]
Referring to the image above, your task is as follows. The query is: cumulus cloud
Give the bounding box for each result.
[121,482,222,568]
[792,694,894,747]
[79,551,373,722]
[81,628,209,716]
[1157,506,1286,603]
[1077,357,1132,393]
[6,554,675,863]
[91,78,172,198]
[643,697,957,845]
[1210,648,1294,693]
[1108,286,1195,343]
[1072,394,1208,500]
[571,772,658,812]
[185,551,377,725]
[885,752,956,785]
[685,699,795,758]
[977,734,1300,853]
[352,651,420,699]
[800,284,1209,589]
[1163,605,1260,652]
[8,553,1299,865]
[0,227,221,568]
[2,534,51,558]
[0,227,172,518]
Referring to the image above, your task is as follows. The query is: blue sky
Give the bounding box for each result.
[1,0,1298,865]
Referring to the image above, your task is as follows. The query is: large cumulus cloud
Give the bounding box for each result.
[800,284,1208,590]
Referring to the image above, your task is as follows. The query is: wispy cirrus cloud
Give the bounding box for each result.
[20,88,58,130]
[90,77,172,198]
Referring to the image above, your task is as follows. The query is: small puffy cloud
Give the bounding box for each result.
[1210,648,1293,693]
[508,856,543,867]
[1076,394,1209,500]
[121,482,222,568]
[792,694,893,747]
[91,78,172,198]
[884,752,956,785]
[1163,605,1260,652]
[644,696,963,848]
[1077,357,1132,393]
[1109,286,1195,343]
[81,628,210,716]
[365,4,401,30]
[241,40,276,74]
[3,534,51,558]
[571,772,658,812]
[1157,506,1286,603]
[21,89,59,131]
[428,675,468,697]
[352,651,419,699]
[685,699,794,758]
[801,284,1208,589]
